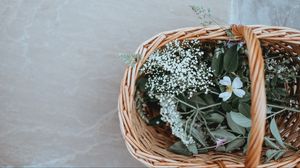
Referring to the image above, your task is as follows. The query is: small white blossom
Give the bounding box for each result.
[159,95,195,145]
[219,76,245,101]
[216,138,226,148]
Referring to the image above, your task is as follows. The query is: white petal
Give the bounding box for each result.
[233,89,245,98]
[219,76,231,86]
[219,92,232,101]
[232,77,243,89]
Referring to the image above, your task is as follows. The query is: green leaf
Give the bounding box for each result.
[168,141,192,156]
[190,95,207,106]
[203,94,215,105]
[265,149,278,162]
[186,143,198,154]
[264,137,280,150]
[230,111,251,128]
[274,150,285,160]
[270,118,286,149]
[226,138,245,152]
[206,113,225,124]
[238,103,251,118]
[223,45,239,72]
[240,93,250,103]
[212,48,224,76]
[212,129,236,141]
[221,102,232,111]
[226,113,246,135]
[265,149,285,162]
[231,97,240,109]
[190,127,207,147]
[179,103,187,112]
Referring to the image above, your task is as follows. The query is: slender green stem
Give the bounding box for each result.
[267,137,298,151]
[231,72,238,77]
[266,108,287,119]
[198,112,216,141]
[175,97,196,109]
[198,145,216,151]
[198,136,245,151]
[209,90,219,95]
[198,103,222,111]
[204,109,215,113]
[267,98,289,104]
[268,98,299,108]
[285,144,298,151]
[264,54,285,60]
[267,104,300,113]
[189,111,199,136]
[180,110,196,114]
[175,97,221,111]
[185,112,196,134]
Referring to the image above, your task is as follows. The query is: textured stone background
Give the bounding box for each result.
[0,0,298,167]
[231,0,300,29]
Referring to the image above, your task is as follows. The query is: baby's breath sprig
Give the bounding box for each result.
[141,39,214,98]
[159,95,195,146]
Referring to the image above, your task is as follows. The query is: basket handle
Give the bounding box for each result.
[231,25,267,168]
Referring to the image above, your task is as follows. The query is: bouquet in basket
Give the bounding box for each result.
[129,37,299,162]
[119,6,300,165]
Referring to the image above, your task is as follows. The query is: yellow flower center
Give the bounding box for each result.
[226,85,233,93]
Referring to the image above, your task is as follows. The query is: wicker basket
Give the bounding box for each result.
[118,25,300,168]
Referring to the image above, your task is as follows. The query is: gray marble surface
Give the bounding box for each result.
[230,0,300,29]
[0,0,298,167]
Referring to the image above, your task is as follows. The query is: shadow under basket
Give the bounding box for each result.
[118,25,300,168]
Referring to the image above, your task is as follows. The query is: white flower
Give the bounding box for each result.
[218,76,245,101]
